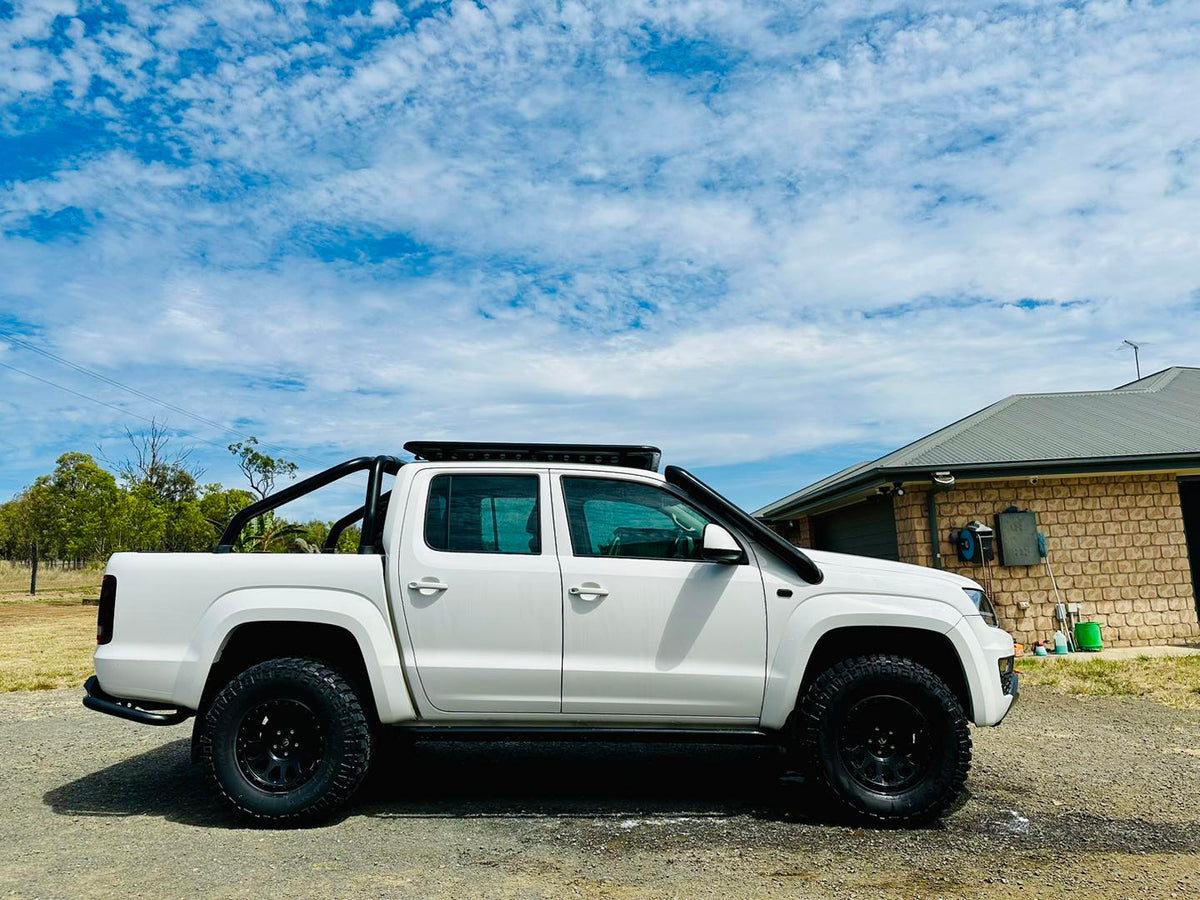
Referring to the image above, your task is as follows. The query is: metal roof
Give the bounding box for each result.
[757,367,1200,519]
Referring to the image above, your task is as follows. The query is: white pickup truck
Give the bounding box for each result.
[85,441,1016,826]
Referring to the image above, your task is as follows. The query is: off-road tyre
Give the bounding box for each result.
[198,657,372,825]
[795,654,971,826]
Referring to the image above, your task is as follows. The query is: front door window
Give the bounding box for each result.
[561,477,713,561]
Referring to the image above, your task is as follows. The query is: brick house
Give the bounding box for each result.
[756,367,1200,648]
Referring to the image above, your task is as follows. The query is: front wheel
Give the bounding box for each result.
[796,654,971,825]
[198,657,373,825]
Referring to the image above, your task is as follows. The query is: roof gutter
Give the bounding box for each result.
[760,452,1200,521]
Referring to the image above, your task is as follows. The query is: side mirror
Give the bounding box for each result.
[701,523,743,563]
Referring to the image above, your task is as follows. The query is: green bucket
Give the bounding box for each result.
[1075,621,1103,652]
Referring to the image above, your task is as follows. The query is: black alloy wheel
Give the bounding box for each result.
[235,698,326,793]
[836,694,933,793]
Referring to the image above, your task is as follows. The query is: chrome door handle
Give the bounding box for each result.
[569,584,609,600]
[409,580,449,591]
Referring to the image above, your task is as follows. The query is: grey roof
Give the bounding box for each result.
[757,367,1200,518]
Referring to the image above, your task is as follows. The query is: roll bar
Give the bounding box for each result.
[215,455,403,554]
[321,490,393,553]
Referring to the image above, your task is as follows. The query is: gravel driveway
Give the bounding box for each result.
[2,686,1198,898]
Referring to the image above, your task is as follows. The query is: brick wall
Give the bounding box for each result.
[895,489,935,568]
[894,474,1200,648]
[767,514,812,548]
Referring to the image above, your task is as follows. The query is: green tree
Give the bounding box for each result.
[37,453,122,560]
[0,501,14,558]
[116,486,168,552]
[222,439,301,553]
[239,512,304,552]
[0,432,326,561]
[197,485,254,532]
[228,437,297,500]
[165,499,221,552]
[197,485,255,550]
[0,489,48,561]
[299,520,360,554]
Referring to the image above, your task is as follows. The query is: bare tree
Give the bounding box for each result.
[104,419,206,504]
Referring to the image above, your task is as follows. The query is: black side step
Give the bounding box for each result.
[387,725,777,744]
[83,676,192,726]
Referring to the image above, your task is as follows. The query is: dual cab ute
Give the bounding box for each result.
[85,441,1016,826]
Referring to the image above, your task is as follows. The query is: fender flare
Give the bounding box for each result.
[172,587,417,723]
[759,592,964,731]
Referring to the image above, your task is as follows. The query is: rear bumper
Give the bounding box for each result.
[82,675,192,727]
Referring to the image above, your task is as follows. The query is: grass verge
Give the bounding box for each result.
[1019,654,1200,709]
[0,599,97,692]
[0,560,103,603]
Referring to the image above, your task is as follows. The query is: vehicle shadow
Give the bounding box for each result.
[45,738,1200,854]
[360,739,809,821]
[44,738,226,827]
[43,737,821,829]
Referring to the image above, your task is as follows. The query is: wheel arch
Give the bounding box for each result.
[199,622,374,719]
[794,626,971,722]
[176,588,417,725]
[760,593,969,730]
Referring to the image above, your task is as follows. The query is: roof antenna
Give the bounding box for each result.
[1121,339,1141,379]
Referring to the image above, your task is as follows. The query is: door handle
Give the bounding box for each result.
[408,580,449,591]
[569,584,608,600]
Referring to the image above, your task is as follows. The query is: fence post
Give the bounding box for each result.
[29,545,38,595]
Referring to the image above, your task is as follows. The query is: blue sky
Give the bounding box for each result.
[2,0,1199,519]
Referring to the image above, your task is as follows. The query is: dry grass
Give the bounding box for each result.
[1019,654,1200,709]
[0,560,103,603]
[0,599,97,692]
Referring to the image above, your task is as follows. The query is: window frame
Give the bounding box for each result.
[422,472,543,557]
[557,473,747,565]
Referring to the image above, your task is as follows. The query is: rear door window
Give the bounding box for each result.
[424,474,540,554]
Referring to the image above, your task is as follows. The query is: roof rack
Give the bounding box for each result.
[403,441,662,473]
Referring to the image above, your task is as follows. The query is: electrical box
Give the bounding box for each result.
[996,510,1039,566]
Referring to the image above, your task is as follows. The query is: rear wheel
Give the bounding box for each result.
[198,657,372,825]
[795,654,970,825]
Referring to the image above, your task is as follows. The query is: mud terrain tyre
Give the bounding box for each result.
[797,654,970,826]
[198,657,372,825]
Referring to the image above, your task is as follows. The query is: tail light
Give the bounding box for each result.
[97,575,116,645]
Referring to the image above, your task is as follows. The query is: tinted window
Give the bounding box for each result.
[561,477,713,561]
[425,475,540,554]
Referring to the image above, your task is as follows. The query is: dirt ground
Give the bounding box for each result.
[1,686,1198,899]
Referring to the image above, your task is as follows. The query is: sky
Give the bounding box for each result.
[2,0,1199,519]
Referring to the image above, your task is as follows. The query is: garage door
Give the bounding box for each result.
[811,497,899,561]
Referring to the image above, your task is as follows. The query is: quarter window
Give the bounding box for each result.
[424,474,540,555]
[561,477,715,561]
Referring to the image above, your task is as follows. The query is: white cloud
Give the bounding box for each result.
[1,0,1199,505]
